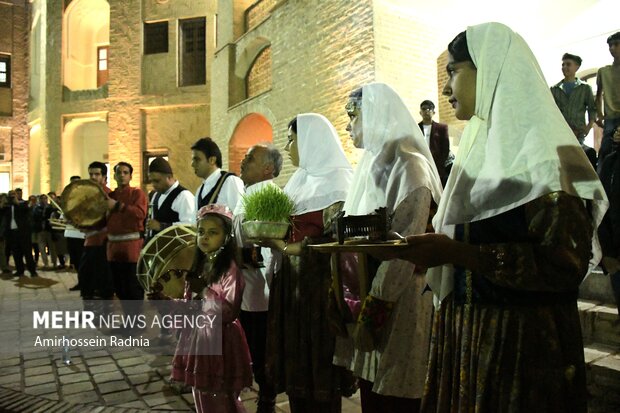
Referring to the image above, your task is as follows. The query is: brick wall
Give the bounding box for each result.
[212,0,376,187]
[0,1,29,192]
[246,46,271,98]
[246,0,276,31]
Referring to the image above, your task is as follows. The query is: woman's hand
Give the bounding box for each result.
[368,233,465,269]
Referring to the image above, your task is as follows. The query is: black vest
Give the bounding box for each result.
[198,171,235,209]
[152,184,187,234]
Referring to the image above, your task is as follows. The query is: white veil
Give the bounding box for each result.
[427,22,608,304]
[343,83,442,216]
[284,113,354,215]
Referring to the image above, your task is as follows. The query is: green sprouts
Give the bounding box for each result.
[242,185,294,223]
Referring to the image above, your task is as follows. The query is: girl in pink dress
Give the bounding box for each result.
[153,204,252,413]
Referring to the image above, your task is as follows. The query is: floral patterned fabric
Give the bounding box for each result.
[422,192,592,413]
[265,206,344,409]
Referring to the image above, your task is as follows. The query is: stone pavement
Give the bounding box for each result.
[0,268,361,413]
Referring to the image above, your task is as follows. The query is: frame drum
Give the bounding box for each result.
[61,179,109,228]
[137,224,196,298]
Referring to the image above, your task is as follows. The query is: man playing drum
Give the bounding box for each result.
[79,161,114,300]
[107,162,148,306]
[145,157,195,242]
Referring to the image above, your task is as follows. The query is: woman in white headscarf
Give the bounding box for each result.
[262,113,353,413]
[381,23,607,413]
[332,82,442,413]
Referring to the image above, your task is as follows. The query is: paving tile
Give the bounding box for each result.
[134,380,166,395]
[58,372,90,384]
[25,374,56,386]
[116,400,150,409]
[24,365,53,376]
[116,357,144,368]
[84,356,115,366]
[122,364,152,375]
[61,380,95,395]
[96,379,131,394]
[88,363,119,374]
[1,357,23,367]
[23,382,58,396]
[126,372,161,385]
[92,371,125,383]
[100,389,137,404]
[63,391,100,404]
[0,365,21,376]
[0,373,21,385]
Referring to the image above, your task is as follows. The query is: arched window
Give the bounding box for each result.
[246,46,271,99]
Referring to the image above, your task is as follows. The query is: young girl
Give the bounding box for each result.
[152,204,252,413]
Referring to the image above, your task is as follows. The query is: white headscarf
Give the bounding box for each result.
[343,83,442,216]
[284,113,354,215]
[427,22,609,304]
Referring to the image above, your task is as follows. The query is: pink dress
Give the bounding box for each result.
[171,260,253,392]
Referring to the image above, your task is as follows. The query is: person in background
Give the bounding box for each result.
[595,31,620,164]
[65,175,86,284]
[0,193,11,273]
[191,137,244,212]
[235,143,283,413]
[6,190,37,277]
[33,194,57,270]
[418,100,451,185]
[597,125,620,316]
[48,191,67,270]
[550,52,597,169]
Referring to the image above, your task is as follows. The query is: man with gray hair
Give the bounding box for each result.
[235,143,282,413]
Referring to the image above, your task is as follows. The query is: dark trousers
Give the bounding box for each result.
[109,261,144,319]
[109,261,143,300]
[359,379,420,413]
[9,229,37,275]
[598,117,620,168]
[288,396,341,413]
[79,245,113,299]
[66,237,84,270]
[240,309,275,403]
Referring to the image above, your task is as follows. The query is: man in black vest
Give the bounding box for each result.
[191,137,244,212]
[146,157,195,242]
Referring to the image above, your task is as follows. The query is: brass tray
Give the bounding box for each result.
[309,240,409,253]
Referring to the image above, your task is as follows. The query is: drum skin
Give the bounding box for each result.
[61,179,109,228]
[137,225,196,298]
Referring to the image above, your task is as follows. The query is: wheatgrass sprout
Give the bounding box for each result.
[242,185,294,223]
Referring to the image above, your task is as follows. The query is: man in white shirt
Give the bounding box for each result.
[190,137,244,212]
[234,143,282,413]
[146,157,195,241]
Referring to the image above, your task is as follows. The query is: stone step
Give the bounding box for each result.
[579,300,620,348]
[579,268,615,305]
[585,343,620,413]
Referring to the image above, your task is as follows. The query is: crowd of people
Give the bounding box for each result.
[0,187,74,279]
[4,22,619,413]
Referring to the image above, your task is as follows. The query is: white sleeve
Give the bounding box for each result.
[220,176,245,212]
[171,190,196,225]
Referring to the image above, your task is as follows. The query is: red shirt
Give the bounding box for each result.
[107,185,147,262]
